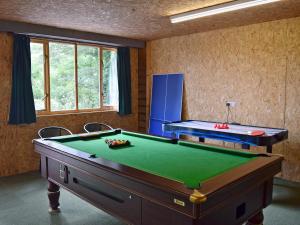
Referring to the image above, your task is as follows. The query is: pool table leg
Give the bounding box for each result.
[48,180,60,213]
[246,211,264,225]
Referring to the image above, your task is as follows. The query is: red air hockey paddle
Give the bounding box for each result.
[248,130,265,136]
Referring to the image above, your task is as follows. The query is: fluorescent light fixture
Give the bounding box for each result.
[170,0,280,23]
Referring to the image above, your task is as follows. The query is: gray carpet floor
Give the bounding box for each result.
[0,172,299,225]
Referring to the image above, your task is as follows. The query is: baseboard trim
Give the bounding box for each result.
[274,177,300,188]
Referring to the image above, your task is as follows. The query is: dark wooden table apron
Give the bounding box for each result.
[34,138,282,225]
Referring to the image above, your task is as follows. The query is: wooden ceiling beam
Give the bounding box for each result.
[0,20,145,48]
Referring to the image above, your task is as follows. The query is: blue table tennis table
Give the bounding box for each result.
[163,120,288,153]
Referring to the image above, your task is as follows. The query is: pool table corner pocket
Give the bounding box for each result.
[189,189,207,204]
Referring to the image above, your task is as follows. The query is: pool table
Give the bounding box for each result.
[33,129,283,225]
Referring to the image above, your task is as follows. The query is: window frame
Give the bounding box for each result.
[30,38,117,115]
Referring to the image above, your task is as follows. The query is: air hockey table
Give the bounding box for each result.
[163,120,288,153]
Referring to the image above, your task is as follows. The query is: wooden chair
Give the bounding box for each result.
[83,122,113,133]
[38,126,72,139]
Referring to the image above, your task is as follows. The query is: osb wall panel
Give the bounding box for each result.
[147,17,300,182]
[284,18,300,181]
[0,33,139,177]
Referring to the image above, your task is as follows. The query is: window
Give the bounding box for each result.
[31,42,45,111]
[30,39,118,114]
[49,42,76,111]
[103,49,118,106]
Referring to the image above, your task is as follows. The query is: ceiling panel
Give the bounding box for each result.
[0,0,299,40]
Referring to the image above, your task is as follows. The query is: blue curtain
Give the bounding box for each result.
[8,34,36,125]
[117,47,131,115]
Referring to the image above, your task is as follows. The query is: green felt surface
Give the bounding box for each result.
[55,131,257,188]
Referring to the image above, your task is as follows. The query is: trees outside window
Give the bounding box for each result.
[31,42,45,111]
[103,49,118,106]
[30,39,118,114]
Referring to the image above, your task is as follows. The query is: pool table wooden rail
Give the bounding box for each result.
[33,136,283,225]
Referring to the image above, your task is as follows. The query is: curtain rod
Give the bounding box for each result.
[24,33,119,49]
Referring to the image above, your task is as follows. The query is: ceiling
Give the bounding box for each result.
[0,0,299,40]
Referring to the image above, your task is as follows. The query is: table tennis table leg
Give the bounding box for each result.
[266,145,272,154]
[199,137,205,143]
[171,132,179,139]
[241,144,250,150]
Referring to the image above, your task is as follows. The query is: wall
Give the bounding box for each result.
[0,32,139,177]
[147,17,300,182]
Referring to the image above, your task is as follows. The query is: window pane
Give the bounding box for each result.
[30,42,45,110]
[103,49,118,106]
[49,42,76,111]
[77,45,100,109]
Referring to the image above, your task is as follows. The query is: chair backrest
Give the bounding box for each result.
[38,126,72,139]
[84,122,113,133]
